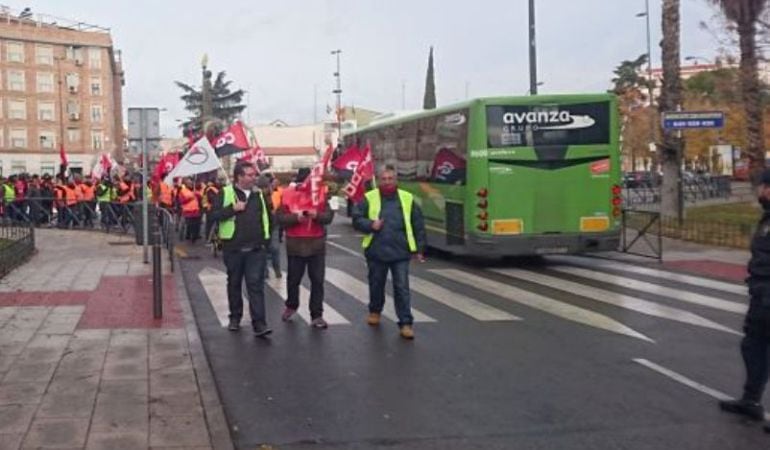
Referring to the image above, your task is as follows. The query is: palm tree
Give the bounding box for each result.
[659,0,684,218]
[175,71,246,137]
[711,0,769,184]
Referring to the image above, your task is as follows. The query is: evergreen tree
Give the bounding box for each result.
[423,47,436,110]
[175,71,246,137]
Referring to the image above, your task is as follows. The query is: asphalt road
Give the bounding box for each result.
[179,218,766,449]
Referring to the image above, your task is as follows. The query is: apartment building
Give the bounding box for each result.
[0,6,124,176]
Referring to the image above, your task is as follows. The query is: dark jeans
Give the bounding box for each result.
[223,248,268,328]
[185,216,202,242]
[266,233,281,275]
[286,254,325,319]
[204,211,216,242]
[367,258,413,326]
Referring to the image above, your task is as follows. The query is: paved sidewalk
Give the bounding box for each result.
[0,229,233,450]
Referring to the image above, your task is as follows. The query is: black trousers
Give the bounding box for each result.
[185,216,202,242]
[285,253,325,319]
[741,284,770,402]
[223,248,267,328]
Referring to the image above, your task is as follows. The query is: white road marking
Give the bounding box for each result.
[633,358,731,401]
[265,276,349,325]
[198,267,238,327]
[198,267,349,327]
[633,358,770,421]
[325,267,436,323]
[490,268,740,335]
[551,266,746,314]
[409,275,521,321]
[554,255,747,296]
[431,269,653,342]
[328,241,363,258]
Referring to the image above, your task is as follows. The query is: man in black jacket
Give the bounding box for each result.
[352,166,427,339]
[720,168,770,431]
[211,161,274,337]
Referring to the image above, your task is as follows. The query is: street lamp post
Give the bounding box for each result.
[331,49,342,145]
[55,56,66,177]
[637,0,655,172]
[528,0,538,95]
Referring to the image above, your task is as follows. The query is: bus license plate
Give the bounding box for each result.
[535,247,569,255]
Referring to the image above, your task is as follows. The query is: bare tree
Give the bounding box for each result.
[710,0,769,184]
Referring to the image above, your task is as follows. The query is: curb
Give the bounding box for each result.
[173,259,235,450]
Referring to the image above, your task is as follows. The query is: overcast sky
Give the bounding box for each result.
[26,0,727,137]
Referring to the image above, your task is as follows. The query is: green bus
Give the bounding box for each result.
[344,94,621,256]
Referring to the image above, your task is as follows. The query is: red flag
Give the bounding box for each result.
[342,144,373,203]
[59,143,68,168]
[332,144,362,172]
[298,144,334,208]
[213,121,251,157]
[152,152,180,182]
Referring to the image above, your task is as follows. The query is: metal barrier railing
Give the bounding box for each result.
[0,221,35,278]
[622,176,732,207]
[621,209,663,260]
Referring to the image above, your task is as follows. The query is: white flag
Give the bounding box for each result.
[163,137,221,185]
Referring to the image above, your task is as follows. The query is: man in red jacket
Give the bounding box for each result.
[276,169,334,328]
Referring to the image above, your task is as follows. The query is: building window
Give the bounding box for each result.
[40,164,55,176]
[39,130,56,149]
[38,101,55,121]
[90,77,102,96]
[66,46,84,64]
[10,162,26,174]
[6,42,24,63]
[0,128,4,147]
[67,128,80,143]
[35,45,53,65]
[91,130,103,150]
[10,128,27,148]
[36,72,54,93]
[7,70,25,91]
[66,101,80,120]
[65,73,79,93]
[88,47,101,69]
[8,100,26,120]
[90,104,103,122]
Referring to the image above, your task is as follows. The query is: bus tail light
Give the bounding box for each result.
[476,188,488,198]
[477,211,488,221]
[477,222,488,232]
[477,199,488,209]
[611,184,622,215]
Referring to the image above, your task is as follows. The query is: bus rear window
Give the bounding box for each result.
[487,102,610,148]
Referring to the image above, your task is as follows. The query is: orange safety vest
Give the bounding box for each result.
[180,186,200,216]
[63,186,78,206]
[80,184,95,201]
[118,181,133,203]
[202,185,219,211]
[158,182,173,207]
[271,186,283,212]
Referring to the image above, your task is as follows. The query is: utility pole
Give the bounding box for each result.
[313,83,318,124]
[528,0,538,95]
[401,80,406,109]
[331,49,342,144]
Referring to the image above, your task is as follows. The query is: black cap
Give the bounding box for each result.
[761,168,770,185]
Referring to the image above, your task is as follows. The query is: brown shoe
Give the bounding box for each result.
[399,325,414,340]
[366,312,381,326]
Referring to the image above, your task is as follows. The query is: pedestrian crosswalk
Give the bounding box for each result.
[195,251,747,342]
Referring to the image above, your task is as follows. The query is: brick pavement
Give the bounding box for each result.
[0,229,232,450]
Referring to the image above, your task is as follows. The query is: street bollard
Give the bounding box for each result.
[152,213,163,319]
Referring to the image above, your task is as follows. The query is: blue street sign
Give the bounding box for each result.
[662,111,724,130]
